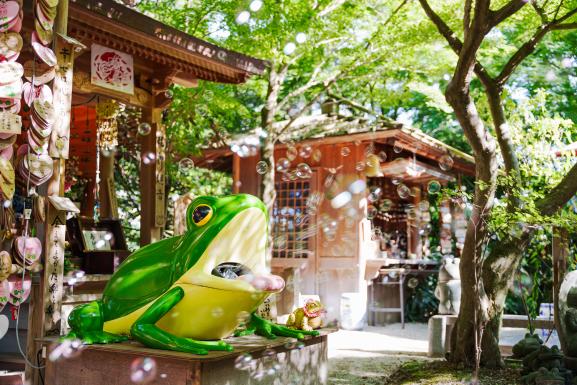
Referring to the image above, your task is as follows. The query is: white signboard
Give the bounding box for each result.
[91,43,134,95]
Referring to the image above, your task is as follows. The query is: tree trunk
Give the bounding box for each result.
[445,69,498,368]
[260,135,276,261]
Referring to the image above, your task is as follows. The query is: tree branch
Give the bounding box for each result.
[495,6,577,85]
[274,79,337,140]
[418,0,495,88]
[531,0,549,23]
[488,0,528,29]
[552,22,577,29]
[326,90,397,125]
[276,58,330,111]
[464,0,472,38]
[536,162,577,216]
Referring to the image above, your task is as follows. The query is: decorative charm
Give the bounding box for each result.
[286,299,324,331]
[0,251,11,281]
[66,195,319,354]
[91,44,134,95]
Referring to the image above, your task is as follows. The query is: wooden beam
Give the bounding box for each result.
[73,71,152,109]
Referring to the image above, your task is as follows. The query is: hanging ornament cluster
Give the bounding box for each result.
[0,0,23,203]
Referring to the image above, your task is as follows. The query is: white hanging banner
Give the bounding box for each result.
[91,43,134,95]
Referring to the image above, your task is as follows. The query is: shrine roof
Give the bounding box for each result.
[64,0,267,84]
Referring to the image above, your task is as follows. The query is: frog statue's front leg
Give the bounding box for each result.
[130,287,233,355]
[235,313,319,340]
[66,301,128,344]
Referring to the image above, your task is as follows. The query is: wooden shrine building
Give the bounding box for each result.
[194,114,476,324]
[0,0,265,382]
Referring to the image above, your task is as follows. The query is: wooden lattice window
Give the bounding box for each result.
[272,180,312,259]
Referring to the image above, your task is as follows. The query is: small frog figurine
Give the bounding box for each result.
[286,299,324,332]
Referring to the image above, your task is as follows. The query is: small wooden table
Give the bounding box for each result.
[43,329,333,385]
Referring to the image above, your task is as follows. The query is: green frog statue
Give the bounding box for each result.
[66,194,318,354]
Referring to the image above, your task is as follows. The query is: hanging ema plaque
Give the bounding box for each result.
[90,43,133,95]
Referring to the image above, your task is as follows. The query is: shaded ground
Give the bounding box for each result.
[384,360,522,385]
[329,354,431,385]
[327,323,525,385]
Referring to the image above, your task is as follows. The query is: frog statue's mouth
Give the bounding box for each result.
[178,206,285,294]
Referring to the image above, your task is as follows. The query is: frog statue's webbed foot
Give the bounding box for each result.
[235,313,320,340]
[65,301,128,344]
[130,287,233,355]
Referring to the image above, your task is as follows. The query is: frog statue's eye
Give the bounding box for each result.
[192,204,213,226]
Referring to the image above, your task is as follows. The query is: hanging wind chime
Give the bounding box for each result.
[94,99,119,221]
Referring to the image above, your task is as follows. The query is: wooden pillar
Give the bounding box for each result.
[139,81,170,246]
[26,0,72,383]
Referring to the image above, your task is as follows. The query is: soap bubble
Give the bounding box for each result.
[368,186,382,202]
[287,145,298,161]
[263,348,276,358]
[381,199,393,211]
[427,180,441,194]
[392,177,402,185]
[407,277,419,289]
[95,239,106,249]
[366,155,379,169]
[331,191,351,209]
[388,271,398,279]
[299,145,312,158]
[276,158,290,172]
[418,201,430,212]
[312,149,322,162]
[236,311,251,323]
[397,184,411,199]
[249,0,262,11]
[137,122,151,136]
[234,353,253,370]
[367,205,378,219]
[130,357,157,384]
[296,163,312,178]
[211,307,224,318]
[3,200,11,208]
[179,157,194,171]
[283,339,298,350]
[49,339,86,361]
[406,208,417,221]
[164,89,173,99]
[439,155,454,171]
[341,147,351,157]
[295,32,307,44]
[393,142,403,153]
[511,222,527,238]
[355,161,365,172]
[142,152,155,165]
[378,151,387,162]
[236,11,250,24]
[348,180,366,194]
[283,42,296,55]
[256,161,268,174]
